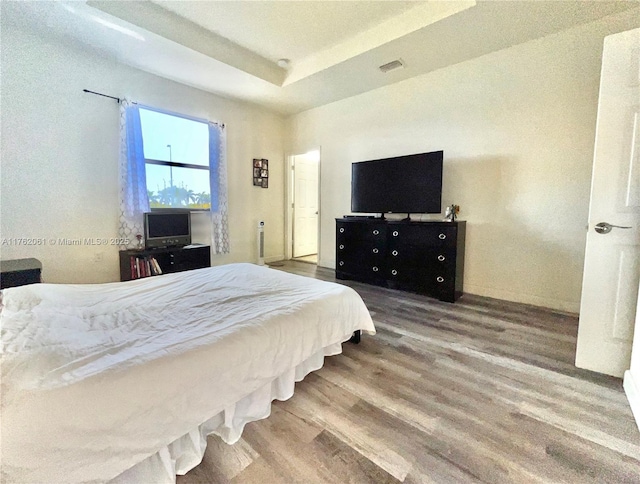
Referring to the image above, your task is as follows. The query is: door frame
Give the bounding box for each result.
[285,148,321,262]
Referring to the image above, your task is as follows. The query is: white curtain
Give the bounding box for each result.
[209,122,230,254]
[118,99,150,249]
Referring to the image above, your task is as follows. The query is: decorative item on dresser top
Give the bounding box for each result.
[444,204,460,222]
[336,218,465,302]
[0,258,42,289]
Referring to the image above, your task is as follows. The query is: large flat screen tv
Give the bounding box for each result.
[144,212,191,248]
[351,151,443,214]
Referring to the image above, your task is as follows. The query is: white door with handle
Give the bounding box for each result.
[293,153,319,258]
[575,27,640,377]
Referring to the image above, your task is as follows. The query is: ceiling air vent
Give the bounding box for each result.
[379,59,405,73]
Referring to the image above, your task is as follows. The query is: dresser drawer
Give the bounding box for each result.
[337,258,386,279]
[388,224,457,248]
[337,222,387,243]
[337,238,385,260]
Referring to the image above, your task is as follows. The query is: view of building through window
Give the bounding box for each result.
[139,108,211,209]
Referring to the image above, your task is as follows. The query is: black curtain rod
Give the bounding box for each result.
[82,89,223,127]
[83,89,121,103]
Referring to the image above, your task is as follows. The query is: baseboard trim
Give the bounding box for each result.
[321,259,578,313]
[624,370,640,432]
[463,283,579,314]
[265,255,285,264]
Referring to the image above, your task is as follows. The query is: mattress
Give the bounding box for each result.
[0,263,375,483]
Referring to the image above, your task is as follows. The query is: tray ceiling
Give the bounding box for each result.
[3,1,638,115]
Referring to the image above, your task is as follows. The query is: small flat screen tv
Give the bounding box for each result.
[351,150,443,214]
[144,212,191,249]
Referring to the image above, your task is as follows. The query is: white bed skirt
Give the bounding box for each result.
[111,340,344,483]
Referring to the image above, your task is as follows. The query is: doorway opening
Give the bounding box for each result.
[287,150,320,264]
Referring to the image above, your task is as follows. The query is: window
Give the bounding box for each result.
[119,100,227,253]
[139,108,211,210]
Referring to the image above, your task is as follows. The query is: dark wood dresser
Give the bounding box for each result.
[335,218,465,302]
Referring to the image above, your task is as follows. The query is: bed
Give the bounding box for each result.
[0,263,375,483]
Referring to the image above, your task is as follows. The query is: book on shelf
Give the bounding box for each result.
[129,255,164,279]
[129,256,163,279]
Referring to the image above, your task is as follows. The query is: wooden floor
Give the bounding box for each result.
[178,261,640,483]
[291,254,318,264]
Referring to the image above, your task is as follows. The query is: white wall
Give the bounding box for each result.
[1,18,285,283]
[286,9,640,312]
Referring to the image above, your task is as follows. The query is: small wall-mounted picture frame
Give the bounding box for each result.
[253,158,269,188]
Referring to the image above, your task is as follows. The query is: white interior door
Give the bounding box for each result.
[575,28,640,378]
[293,153,319,258]
[624,281,640,431]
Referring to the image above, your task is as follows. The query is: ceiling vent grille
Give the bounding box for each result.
[379,59,405,73]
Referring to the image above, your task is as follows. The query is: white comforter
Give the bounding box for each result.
[1,263,375,483]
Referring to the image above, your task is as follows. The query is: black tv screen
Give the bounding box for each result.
[351,151,443,214]
[144,212,191,248]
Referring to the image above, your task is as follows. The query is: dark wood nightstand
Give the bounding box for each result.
[0,258,42,289]
[119,245,210,281]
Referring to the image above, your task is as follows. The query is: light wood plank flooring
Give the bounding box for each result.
[178,261,640,483]
[291,254,318,264]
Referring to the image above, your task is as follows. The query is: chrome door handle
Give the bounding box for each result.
[594,222,632,234]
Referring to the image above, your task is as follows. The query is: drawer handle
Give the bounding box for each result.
[339,261,344,266]
[436,276,444,283]
[372,266,379,272]
[339,244,344,250]
[439,233,446,240]
[392,231,399,237]
[372,248,379,254]
[339,228,345,233]
[373,230,379,235]
[392,250,398,256]
[437,255,445,261]
[391,269,398,276]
